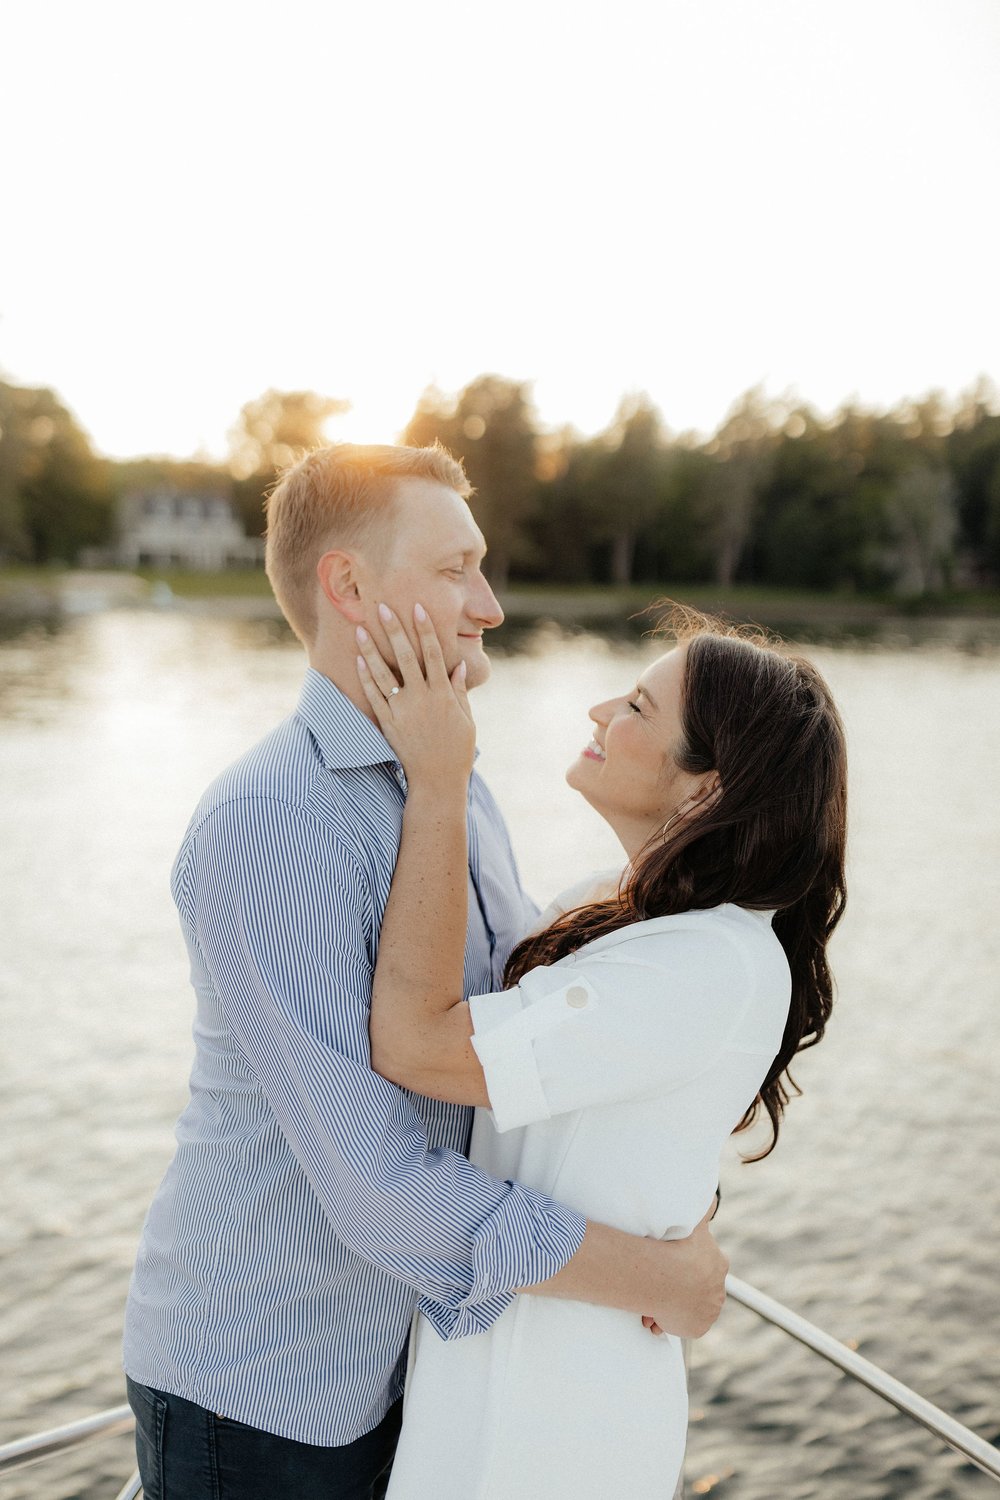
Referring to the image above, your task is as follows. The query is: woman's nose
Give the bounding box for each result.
[589,698,613,726]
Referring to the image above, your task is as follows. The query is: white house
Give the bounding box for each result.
[117,490,264,570]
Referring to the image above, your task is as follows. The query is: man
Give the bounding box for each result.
[124,442,727,1498]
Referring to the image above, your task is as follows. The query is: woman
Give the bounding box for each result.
[355,601,847,1499]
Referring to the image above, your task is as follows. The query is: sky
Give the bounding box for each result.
[2,0,998,460]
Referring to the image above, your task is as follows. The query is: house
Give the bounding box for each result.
[117,489,264,570]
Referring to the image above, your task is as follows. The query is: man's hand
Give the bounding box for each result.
[640,1208,728,1337]
[644,1194,722,1338]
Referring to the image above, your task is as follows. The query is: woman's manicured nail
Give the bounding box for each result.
[356,626,369,643]
[378,602,393,622]
[356,656,367,673]
[414,602,427,622]
[458,660,467,680]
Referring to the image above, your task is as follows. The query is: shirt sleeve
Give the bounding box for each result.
[183,795,585,1339]
[469,925,759,1135]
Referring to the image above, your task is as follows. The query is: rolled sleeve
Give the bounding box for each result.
[418,1182,586,1338]
[470,973,602,1133]
[469,929,757,1134]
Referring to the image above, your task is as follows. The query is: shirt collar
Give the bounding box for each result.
[296,667,398,772]
[296,666,481,781]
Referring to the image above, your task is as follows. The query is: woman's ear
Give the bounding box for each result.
[700,775,722,808]
[317,549,366,624]
[663,777,722,837]
[681,778,723,822]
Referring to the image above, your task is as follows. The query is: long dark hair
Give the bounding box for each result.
[504,605,848,1160]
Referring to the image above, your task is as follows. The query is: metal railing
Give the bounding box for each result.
[725,1275,1000,1482]
[1,1280,997,1494]
[0,1403,140,1494]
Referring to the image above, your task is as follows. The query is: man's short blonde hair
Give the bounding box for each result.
[264,442,471,644]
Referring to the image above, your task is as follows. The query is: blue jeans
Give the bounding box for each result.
[126,1378,402,1500]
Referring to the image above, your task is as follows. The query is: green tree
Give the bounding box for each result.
[228,388,349,534]
[0,381,31,557]
[700,388,779,586]
[113,456,232,494]
[751,408,885,589]
[404,376,540,589]
[947,381,1000,583]
[0,380,112,563]
[644,443,718,584]
[884,464,958,594]
[402,384,458,454]
[535,431,610,584]
[594,396,670,587]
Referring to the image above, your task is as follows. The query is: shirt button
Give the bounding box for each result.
[565,985,589,1008]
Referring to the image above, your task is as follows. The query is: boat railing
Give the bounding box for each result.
[0,1403,140,1496]
[1,1276,997,1494]
[724,1275,1000,1482]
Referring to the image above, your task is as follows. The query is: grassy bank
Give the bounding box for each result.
[502,581,1000,617]
[2,566,999,624]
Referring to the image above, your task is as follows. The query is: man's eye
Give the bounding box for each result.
[443,567,465,578]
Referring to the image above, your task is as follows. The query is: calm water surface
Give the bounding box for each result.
[1,607,998,1499]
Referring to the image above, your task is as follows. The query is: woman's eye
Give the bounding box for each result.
[627,698,642,714]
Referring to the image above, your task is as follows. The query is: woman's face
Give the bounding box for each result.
[566,645,711,854]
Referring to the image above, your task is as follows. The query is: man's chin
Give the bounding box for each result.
[464,660,491,690]
[460,645,491,689]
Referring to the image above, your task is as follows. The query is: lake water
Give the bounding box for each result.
[1,604,998,1499]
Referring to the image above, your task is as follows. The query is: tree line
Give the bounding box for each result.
[2,372,999,596]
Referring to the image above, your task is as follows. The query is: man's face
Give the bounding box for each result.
[359,479,504,689]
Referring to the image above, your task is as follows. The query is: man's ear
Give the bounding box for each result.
[317,549,366,624]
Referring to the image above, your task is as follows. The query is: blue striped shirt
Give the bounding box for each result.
[123,668,586,1445]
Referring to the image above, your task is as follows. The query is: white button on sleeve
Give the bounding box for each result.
[470,969,602,1133]
[468,985,551,1134]
[471,966,611,1132]
[468,928,762,1135]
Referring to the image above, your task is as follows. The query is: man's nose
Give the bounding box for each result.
[471,573,504,628]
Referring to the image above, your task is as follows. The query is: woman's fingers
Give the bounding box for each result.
[377,603,422,687]
[356,626,401,701]
[450,657,472,721]
[356,655,391,728]
[359,603,472,721]
[412,603,449,686]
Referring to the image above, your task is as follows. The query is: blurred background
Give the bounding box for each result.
[2,2,998,1497]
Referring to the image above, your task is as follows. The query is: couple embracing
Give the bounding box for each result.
[123,441,847,1498]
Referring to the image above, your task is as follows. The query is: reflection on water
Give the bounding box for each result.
[1,608,998,1499]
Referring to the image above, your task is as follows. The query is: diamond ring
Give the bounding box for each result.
[388,686,400,698]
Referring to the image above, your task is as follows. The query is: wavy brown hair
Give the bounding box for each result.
[504,604,848,1160]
